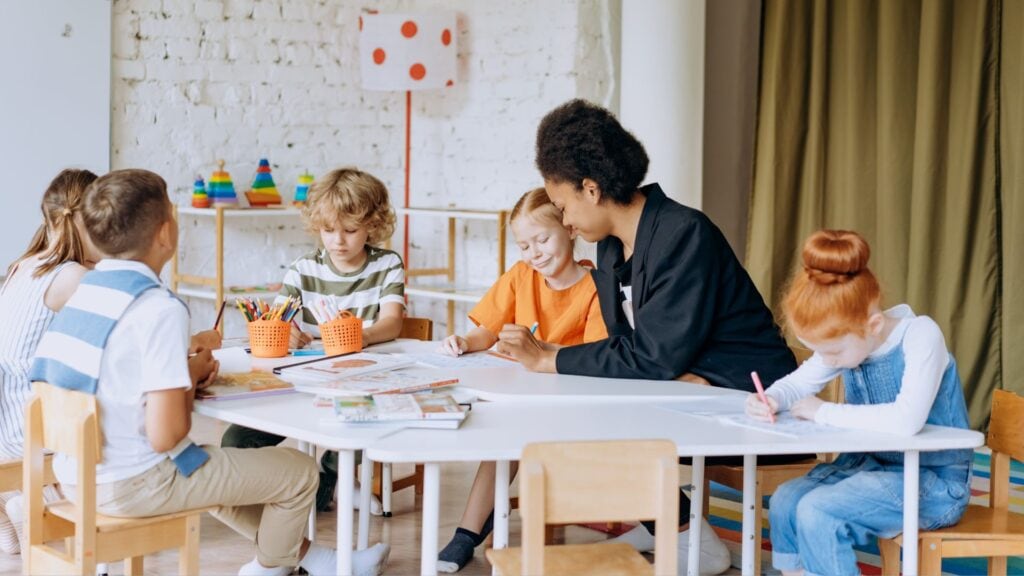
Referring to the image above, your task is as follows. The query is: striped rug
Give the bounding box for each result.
[702,450,1024,574]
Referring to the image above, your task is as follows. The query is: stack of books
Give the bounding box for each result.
[275,351,467,429]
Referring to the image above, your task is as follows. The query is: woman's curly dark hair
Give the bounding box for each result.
[535,99,649,205]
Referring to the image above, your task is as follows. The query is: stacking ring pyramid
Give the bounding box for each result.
[245,158,282,207]
[208,160,238,206]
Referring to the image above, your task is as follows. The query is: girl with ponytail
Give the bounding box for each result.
[0,168,102,554]
[748,229,972,576]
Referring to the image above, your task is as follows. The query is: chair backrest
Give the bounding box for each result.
[25,381,102,571]
[987,389,1024,509]
[399,316,433,341]
[519,439,678,575]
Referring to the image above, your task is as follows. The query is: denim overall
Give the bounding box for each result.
[768,342,973,576]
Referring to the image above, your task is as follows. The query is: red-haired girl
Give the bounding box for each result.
[747,229,972,576]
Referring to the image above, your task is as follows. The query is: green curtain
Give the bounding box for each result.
[1001,0,1023,424]
[747,0,1021,427]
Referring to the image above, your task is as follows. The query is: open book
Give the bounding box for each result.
[198,371,295,401]
[328,393,467,428]
[294,370,458,397]
[273,352,414,382]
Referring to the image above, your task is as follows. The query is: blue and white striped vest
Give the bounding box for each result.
[29,269,209,477]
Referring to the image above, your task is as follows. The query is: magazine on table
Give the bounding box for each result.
[198,371,295,401]
[294,370,459,397]
[273,352,414,382]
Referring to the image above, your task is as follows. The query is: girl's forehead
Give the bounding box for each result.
[511,214,562,237]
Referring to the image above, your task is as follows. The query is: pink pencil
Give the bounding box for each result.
[750,371,775,424]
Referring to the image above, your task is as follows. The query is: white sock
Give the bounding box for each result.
[605,523,656,552]
[237,557,290,576]
[301,542,391,576]
[351,484,383,516]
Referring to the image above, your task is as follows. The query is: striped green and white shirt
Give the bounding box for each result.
[276,246,405,336]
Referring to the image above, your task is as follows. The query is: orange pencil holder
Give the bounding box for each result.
[320,311,363,355]
[248,319,290,358]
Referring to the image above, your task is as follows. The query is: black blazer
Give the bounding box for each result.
[556,184,796,391]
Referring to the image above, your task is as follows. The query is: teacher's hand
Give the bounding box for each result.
[495,323,556,373]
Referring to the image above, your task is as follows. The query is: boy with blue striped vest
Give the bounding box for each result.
[30,170,390,576]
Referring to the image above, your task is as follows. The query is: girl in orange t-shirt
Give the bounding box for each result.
[441,188,607,357]
[436,187,607,572]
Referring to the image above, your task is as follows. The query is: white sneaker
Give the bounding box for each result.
[605,523,656,552]
[238,557,290,576]
[676,518,732,575]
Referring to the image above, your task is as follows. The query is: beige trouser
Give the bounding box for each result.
[74,445,318,568]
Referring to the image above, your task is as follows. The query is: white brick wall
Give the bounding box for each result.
[110,0,617,338]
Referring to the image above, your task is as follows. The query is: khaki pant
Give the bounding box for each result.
[77,446,318,568]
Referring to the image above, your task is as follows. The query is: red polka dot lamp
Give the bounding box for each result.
[359,11,458,266]
[359,11,456,91]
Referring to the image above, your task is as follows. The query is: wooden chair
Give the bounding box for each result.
[700,346,843,575]
[398,316,434,341]
[487,439,679,576]
[878,389,1024,575]
[24,382,210,575]
[372,316,434,515]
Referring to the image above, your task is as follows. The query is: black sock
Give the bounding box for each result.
[479,509,495,541]
[437,528,482,572]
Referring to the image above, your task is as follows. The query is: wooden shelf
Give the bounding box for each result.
[171,205,302,323]
[400,207,508,335]
[405,285,490,304]
[177,205,302,218]
[396,207,506,221]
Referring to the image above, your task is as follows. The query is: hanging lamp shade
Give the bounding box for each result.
[359,11,457,91]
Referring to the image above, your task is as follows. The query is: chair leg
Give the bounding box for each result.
[180,513,201,575]
[988,556,1007,575]
[372,461,383,497]
[701,475,711,522]
[920,536,942,576]
[414,464,425,495]
[877,538,901,576]
[382,462,393,517]
[124,556,143,576]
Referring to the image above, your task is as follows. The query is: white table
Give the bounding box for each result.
[194,393,403,575]
[365,401,984,576]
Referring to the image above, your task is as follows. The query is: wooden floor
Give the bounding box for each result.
[0,414,749,575]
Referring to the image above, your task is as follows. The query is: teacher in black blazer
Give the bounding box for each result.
[497,99,800,574]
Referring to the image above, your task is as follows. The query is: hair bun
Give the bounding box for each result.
[801,230,870,285]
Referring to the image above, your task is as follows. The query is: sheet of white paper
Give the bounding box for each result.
[403,350,520,369]
[212,346,251,375]
[714,412,839,438]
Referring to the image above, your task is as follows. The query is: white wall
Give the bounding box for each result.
[109,0,618,337]
[620,0,705,208]
[0,1,111,270]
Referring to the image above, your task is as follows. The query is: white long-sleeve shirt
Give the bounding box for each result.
[765,304,950,436]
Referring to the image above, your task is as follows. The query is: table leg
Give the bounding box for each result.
[298,441,316,540]
[359,451,372,550]
[421,462,441,576]
[689,456,705,576]
[741,454,756,576]
[903,450,920,575]
[493,460,511,550]
[337,450,356,576]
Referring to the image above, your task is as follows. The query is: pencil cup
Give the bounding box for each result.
[248,320,290,358]
[320,311,362,355]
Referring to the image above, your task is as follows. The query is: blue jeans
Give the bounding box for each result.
[769,453,970,576]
